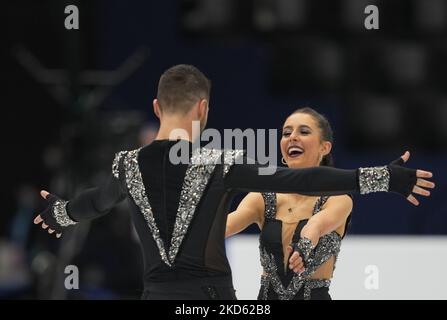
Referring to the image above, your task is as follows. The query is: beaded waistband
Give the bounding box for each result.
[260,273,331,300]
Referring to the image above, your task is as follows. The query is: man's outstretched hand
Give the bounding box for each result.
[33,190,62,239]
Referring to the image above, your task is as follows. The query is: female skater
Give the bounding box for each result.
[226,107,435,300]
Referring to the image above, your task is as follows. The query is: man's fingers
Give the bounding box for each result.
[416,170,433,179]
[412,185,430,197]
[407,194,420,206]
[417,178,435,189]
[42,223,49,229]
[34,215,43,224]
[40,190,50,199]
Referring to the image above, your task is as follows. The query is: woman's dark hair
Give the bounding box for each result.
[290,107,335,167]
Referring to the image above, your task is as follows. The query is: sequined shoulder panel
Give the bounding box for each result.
[123,147,223,267]
[112,150,128,179]
[122,148,171,265]
[222,149,244,177]
[312,196,329,215]
[261,193,277,219]
[167,147,223,264]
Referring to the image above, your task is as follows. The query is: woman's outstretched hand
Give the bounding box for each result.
[394,151,435,206]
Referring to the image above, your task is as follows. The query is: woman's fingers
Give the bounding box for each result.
[407,194,420,206]
[292,259,304,273]
[401,151,410,163]
[416,170,433,179]
[48,229,55,234]
[417,178,435,189]
[409,173,435,205]
[293,263,304,274]
[288,251,301,265]
[286,246,293,262]
[412,185,431,197]
[56,233,62,238]
[290,259,303,270]
[42,223,48,229]
[288,250,304,274]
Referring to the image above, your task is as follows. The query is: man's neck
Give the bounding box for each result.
[155,117,199,142]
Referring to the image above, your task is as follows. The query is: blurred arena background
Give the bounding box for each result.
[1,0,446,299]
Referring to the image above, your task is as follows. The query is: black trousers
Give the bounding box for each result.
[142,276,237,300]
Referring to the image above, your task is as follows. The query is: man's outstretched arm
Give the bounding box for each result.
[34,152,128,238]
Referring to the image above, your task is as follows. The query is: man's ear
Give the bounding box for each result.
[321,141,332,156]
[198,99,208,120]
[153,99,162,119]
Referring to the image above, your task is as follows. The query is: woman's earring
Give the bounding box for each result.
[281,157,287,165]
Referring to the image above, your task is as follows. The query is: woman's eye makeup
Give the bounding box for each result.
[282,127,311,136]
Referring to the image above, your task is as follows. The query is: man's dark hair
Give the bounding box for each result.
[157,64,211,114]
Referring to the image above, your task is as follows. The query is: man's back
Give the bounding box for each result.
[128,140,235,284]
